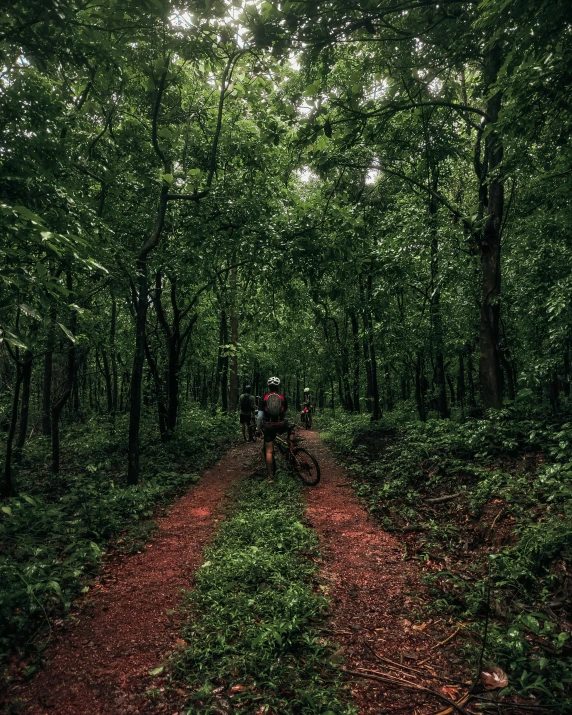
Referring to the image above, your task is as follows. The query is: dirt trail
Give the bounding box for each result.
[6,443,252,715]
[303,430,458,714]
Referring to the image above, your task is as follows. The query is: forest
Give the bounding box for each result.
[1,0,572,713]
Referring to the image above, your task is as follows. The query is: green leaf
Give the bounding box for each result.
[1,506,12,516]
[149,666,164,676]
[19,303,41,321]
[58,323,76,343]
[161,173,174,185]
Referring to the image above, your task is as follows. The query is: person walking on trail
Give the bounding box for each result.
[257,377,293,477]
[239,385,256,442]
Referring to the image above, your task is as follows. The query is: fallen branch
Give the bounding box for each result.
[342,668,472,715]
[425,493,462,505]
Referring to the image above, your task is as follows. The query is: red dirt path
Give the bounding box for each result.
[5,443,250,715]
[303,431,461,715]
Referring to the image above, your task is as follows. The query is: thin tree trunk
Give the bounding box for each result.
[220,309,229,412]
[2,362,23,496]
[457,352,466,407]
[430,210,450,419]
[110,298,118,412]
[384,364,394,412]
[15,351,33,458]
[366,275,382,421]
[350,310,361,412]
[127,261,148,484]
[52,272,76,474]
[479,45,504,409]
[229,265,238,413]
[42,309,56,436]
[415,352,427,422]
[467,344,476,407]
[101,348,113,413]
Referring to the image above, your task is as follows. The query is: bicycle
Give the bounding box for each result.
[262,429,321,486]
[301,406,312,430]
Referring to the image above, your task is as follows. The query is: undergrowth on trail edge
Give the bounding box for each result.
[320,410,572,714]
[170,469,355,715]
[0,408,235,682]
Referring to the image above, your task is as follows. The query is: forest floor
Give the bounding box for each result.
[3,432,468,715]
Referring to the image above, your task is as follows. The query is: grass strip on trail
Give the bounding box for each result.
[172,468,355,715]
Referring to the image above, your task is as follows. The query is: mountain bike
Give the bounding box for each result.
[262,430,321,486]
[301,406,312,430]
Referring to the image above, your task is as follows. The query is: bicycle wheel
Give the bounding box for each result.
[292,448,320,486]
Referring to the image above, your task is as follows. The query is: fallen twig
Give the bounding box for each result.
[486,509,504,538]
[429,693,471,715]
[364,642,431,677]
[425,493,462,505]
[341,667,472,715]
[430,626,461,650]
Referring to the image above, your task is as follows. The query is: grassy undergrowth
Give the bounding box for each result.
[320,408,572,713]
[0,407,235,682]
[168,469,354,715]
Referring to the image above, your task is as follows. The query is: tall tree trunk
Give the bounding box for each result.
[127,261,149,484]
[101,348,113,413]
[457,352,466,408]
[220,309,229,412]
[127,185,168,485]
[52,272,76,475]
[467,343,476,407]
[110,298,118,412]
[479,46,504,409]
[365,275,382,421]
[2,361,23,496]
[415,352,427,422]
[15,351,33,458]
[360,282,373,413]
[429,200,450,419]
[42,308,56,436]
[166,336,178,435]
[229,265,238,413]
[384,364,394,411]
[330,375,335,415]
[350,310,361,412]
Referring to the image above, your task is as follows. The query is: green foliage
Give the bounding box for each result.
[0,408,235,677]
[172,470,354,714]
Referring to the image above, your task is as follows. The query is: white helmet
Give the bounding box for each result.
[268,376,281,386]
[304,387,310,393]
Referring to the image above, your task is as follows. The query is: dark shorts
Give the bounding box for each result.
[263,421,293,443]
[240,413,252,424]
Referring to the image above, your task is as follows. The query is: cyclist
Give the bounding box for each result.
[301,387,313,427]
[257,377,294,477]
[239,385,256,441]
